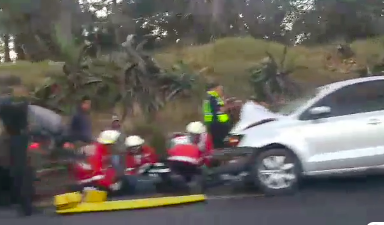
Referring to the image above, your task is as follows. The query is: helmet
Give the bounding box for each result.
[97,130,121,144]
[125,135,145,147]
[186,121,206,134]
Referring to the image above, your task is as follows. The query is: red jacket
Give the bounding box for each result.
[167,144,202,165]
[168,133,214,166]
[125,145,158,175]
[72,144,96,184]
[197,133,214,166]
[82,142,116,188]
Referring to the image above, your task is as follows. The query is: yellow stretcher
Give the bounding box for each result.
[54,190,206,214]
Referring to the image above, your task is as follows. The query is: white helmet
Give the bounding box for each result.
[97,130,121,144]
[186,121,206,134]
[125,135,145,147]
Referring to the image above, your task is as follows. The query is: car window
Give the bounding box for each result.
[299,80,384,120]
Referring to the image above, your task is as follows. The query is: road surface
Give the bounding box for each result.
[2,175,384,225]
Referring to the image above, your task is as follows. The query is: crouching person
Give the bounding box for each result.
[124,135,158,175]
[71,130,121,193]
[118,135,160,195]
[167,122,209,187]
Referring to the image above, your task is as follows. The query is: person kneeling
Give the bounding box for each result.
[74,130,121,193]
[167,122,210,186]
[124,135,158,175]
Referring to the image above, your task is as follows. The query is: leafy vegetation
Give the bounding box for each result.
[31,33,199,121]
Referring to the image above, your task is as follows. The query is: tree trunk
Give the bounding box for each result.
[14,35,26,61]
[56,0,75,46]
[3,35,11,62]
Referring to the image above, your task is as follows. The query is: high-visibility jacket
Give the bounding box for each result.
[203,91,229,124]
[125,145,158,175]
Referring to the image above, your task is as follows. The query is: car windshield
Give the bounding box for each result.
[275,88,319,115]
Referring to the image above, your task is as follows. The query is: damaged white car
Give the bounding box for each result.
[228,76,384,195]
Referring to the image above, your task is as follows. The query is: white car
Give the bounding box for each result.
[228,76,384,195]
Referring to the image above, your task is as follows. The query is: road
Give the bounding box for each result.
[2,175,384,225]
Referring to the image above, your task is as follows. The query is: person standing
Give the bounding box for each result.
[0,86,34,216]
[203,82,230,149]
[68,96,93,144]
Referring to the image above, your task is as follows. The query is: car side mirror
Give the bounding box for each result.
[308,106,331,119]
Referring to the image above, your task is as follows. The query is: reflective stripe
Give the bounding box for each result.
[218,114,229,122]
[77,162,92,170]
[125,168,135,171]
[154,163,165,167]
[168,156,199,164]
[92,175,104,180]
[77,175,105,184]
[150,168,171,173]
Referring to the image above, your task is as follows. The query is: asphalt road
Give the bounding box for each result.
[2,175,384,225]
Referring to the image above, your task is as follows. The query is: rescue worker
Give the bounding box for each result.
[185,121,213,166]
[86,129,122,191]
[124,135,158,175]
[167,133,203,182]
[203,82,230,148]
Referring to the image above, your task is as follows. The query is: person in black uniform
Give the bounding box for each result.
[203,82,231,149]
[0,91,34,216]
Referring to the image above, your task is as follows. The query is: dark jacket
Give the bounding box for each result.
[69,108,92,143]
[208,95,220,124]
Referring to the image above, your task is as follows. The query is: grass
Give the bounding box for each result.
[0,60,63,86]
[2,36,384,149]
[156,36,384,98]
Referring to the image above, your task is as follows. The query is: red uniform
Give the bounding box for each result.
[196,133,214,166]
[168,133,214,166]
[167,144,202,165]
[125,145,158,175]
[73,143,116,189]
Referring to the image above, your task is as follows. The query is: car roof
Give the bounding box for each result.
[319,76,384,94]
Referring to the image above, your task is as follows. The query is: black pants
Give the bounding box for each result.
[0,166,17,205]
[207,123,231,149]
[168,161,201,182]
[9,134,34,216]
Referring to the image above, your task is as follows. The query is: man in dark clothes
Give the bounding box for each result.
[68,96,93,143]
[0,92,34,216]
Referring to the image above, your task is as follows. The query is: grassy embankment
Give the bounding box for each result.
[1,36,383,153]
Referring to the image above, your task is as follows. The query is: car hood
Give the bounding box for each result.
[230,112,285,134]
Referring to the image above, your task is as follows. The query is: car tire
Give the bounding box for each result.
[251,148,301,196]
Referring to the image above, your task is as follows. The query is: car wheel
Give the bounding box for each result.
[251,148,301,196]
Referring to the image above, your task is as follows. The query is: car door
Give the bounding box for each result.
[297,80,384,172]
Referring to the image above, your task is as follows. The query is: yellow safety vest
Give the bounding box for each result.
[203,91,229,123]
